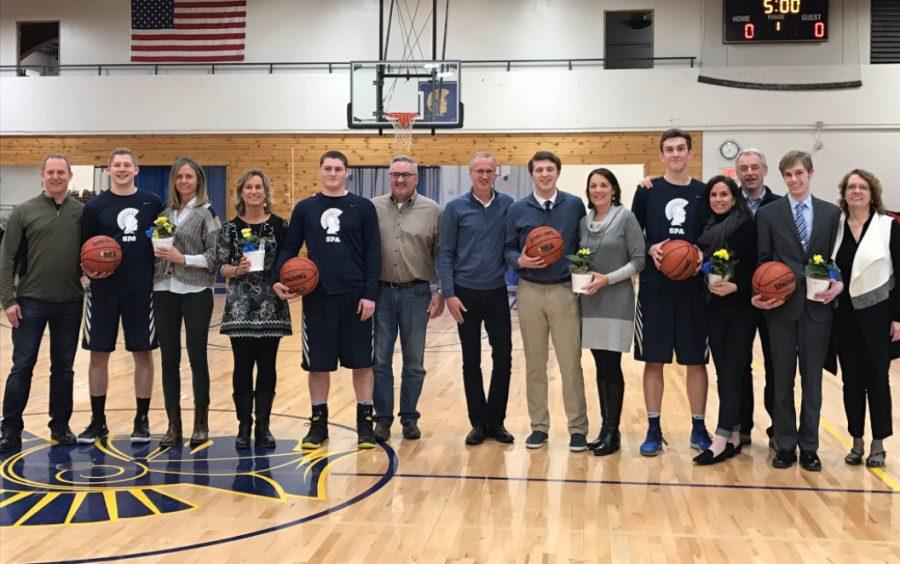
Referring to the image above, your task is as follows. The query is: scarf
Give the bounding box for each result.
[698,207,748,253]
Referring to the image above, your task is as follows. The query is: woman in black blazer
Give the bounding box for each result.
[832,169,899,468]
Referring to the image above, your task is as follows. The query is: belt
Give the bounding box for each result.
[380,279,429,289]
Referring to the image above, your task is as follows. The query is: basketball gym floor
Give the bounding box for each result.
[0,293,897,563]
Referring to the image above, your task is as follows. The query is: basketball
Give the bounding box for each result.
[658,239,700,281]
[752,261,796,302]
[80,235,122,274]
[280,257,319,296]
[524,226,564,265]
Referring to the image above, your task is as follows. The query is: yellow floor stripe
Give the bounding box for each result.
[13,492,59,526]
[102,490,119,521]
[0,492,31,508]
[129,489,161,515]
[751,358,900,491]
[189,440,213,455]
[64,492,86,524]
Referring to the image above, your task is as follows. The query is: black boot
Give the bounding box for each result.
[301,404,329,450]
[592,427,621,456]
[159,406,182,448]
[190,405,209,447]
[594,374,623,456]
[254,392,276,449]
[233,393,253,449]
[588,379,609,450]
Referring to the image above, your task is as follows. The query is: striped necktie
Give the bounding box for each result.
[794,202,808,251]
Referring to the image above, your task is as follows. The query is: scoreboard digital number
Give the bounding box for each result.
[724,0,828,43]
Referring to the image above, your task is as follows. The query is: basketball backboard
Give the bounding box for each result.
[347,60,463,129]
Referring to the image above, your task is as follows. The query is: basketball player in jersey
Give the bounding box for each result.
[78,147,164,445]
[630,129,710,456]
[274,150,381,449]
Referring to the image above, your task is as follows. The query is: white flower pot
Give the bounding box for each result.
[151,237,174,250]
[707,273,724,285]
[806,276,831,301]
[245,249,265,272]
[572,273,592,294]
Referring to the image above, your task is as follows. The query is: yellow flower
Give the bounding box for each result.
[152,231,158,239]
[577,248,591,257]
[713,249,730,260]
[153,217,168,226]
[813,254,823,265]
[241,228,252,238]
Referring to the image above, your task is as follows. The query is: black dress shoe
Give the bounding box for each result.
[465,425,487,445]
[693,443,735,466]
[51,426,77,445]
[799,450,822,472]
[772,449,797,469]
[402,420,422,440]
[0,431,22,453]
[487,424,514,443]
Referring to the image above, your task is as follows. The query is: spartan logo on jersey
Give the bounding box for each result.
[320,208,343,243]
[665,198,689,235]
[0,429,362,527]
[117,208,140,242]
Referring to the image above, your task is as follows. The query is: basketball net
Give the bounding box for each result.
[385,112,418,152]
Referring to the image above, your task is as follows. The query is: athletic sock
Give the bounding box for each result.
[90,395,107,422]
[647,413,661,429]
[691,414,706,431]
[136,397,150,418]
[357,400,374,407]
[311,400,327,407]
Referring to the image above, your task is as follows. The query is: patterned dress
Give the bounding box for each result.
[216,215,292,337]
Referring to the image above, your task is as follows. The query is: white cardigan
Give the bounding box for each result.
[832,213,895,308]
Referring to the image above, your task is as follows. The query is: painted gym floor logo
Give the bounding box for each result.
[0,413,396,535]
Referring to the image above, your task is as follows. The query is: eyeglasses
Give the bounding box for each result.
[389,172,417,180]
[470,169,497,176]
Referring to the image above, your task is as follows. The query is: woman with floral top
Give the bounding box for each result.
[216,169,291,449]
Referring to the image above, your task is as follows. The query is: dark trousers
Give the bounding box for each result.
[836,310,893,440]
[708,303,757,437]
[2,298,82,433]
[455,285,512,428]
[767,313,831,452]
[740,311,775,435]
[590,349,623,429]
[230,337,280,396]
[153,289,213,412]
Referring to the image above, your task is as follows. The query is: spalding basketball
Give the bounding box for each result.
[80,235,122,274]
[524,226,564,265]
[280,257,319,296]
[658,239,700,281]
[752,261,796,302]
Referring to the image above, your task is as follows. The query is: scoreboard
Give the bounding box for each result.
[724,0,828,43]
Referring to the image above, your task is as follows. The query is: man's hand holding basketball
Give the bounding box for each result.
[751,294,785,310]
[358,298,375,321]
[648,239,669,270]
[517,251,547,270]
[82,263,112,280]
[446,296,467,324]
[272,282,294,301]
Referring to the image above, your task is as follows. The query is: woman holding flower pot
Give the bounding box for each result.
[694,175,757,465]
[577,168,645,455]
[152,157,221,448]
[831,169,899,468]
[215,169,291,449]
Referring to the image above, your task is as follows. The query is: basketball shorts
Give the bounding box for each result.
[301,292,373,371]
[82,286,158,352]
[633,283,708,365]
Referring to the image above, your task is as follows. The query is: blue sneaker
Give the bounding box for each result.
[690,427,712,451]
[639,427,667,456]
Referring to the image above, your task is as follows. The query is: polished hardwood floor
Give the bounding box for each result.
[1,294,898,563]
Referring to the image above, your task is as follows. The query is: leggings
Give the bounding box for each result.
[154,289,213,411]
[590,349,623,428]
[230,337,280,396]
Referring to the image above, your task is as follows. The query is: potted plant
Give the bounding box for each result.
[239,227,267,272]
[703,247,738,285]
[146,216,175,250]
[805,253,838,301]
[566,248,594,294]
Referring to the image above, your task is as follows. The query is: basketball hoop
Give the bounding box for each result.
[385,112,418,152]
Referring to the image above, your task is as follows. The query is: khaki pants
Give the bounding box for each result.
[517,279,588,434]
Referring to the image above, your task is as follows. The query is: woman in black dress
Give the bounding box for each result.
[831,169,899,468]
[216,169,291,449]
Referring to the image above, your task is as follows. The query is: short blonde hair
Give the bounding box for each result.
[235,169,272,214]
[107,147,138,168]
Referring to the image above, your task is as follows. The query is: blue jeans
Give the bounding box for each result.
[373,282,430,424]
[2,297,82,433]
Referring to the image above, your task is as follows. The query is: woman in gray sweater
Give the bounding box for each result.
[152,157,221,448]
[579,168,645,455]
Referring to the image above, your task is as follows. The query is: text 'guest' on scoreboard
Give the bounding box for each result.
[724,0,828,43]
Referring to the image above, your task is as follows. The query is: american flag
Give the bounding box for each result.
[131,0,246,63]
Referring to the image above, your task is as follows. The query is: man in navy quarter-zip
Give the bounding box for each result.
[439,152,515,446]
[274,150,381,450]
[505,151,589,451]
[0,154,84,453]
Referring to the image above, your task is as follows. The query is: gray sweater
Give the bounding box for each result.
[152,204,220,288]
[578,205,645,352]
